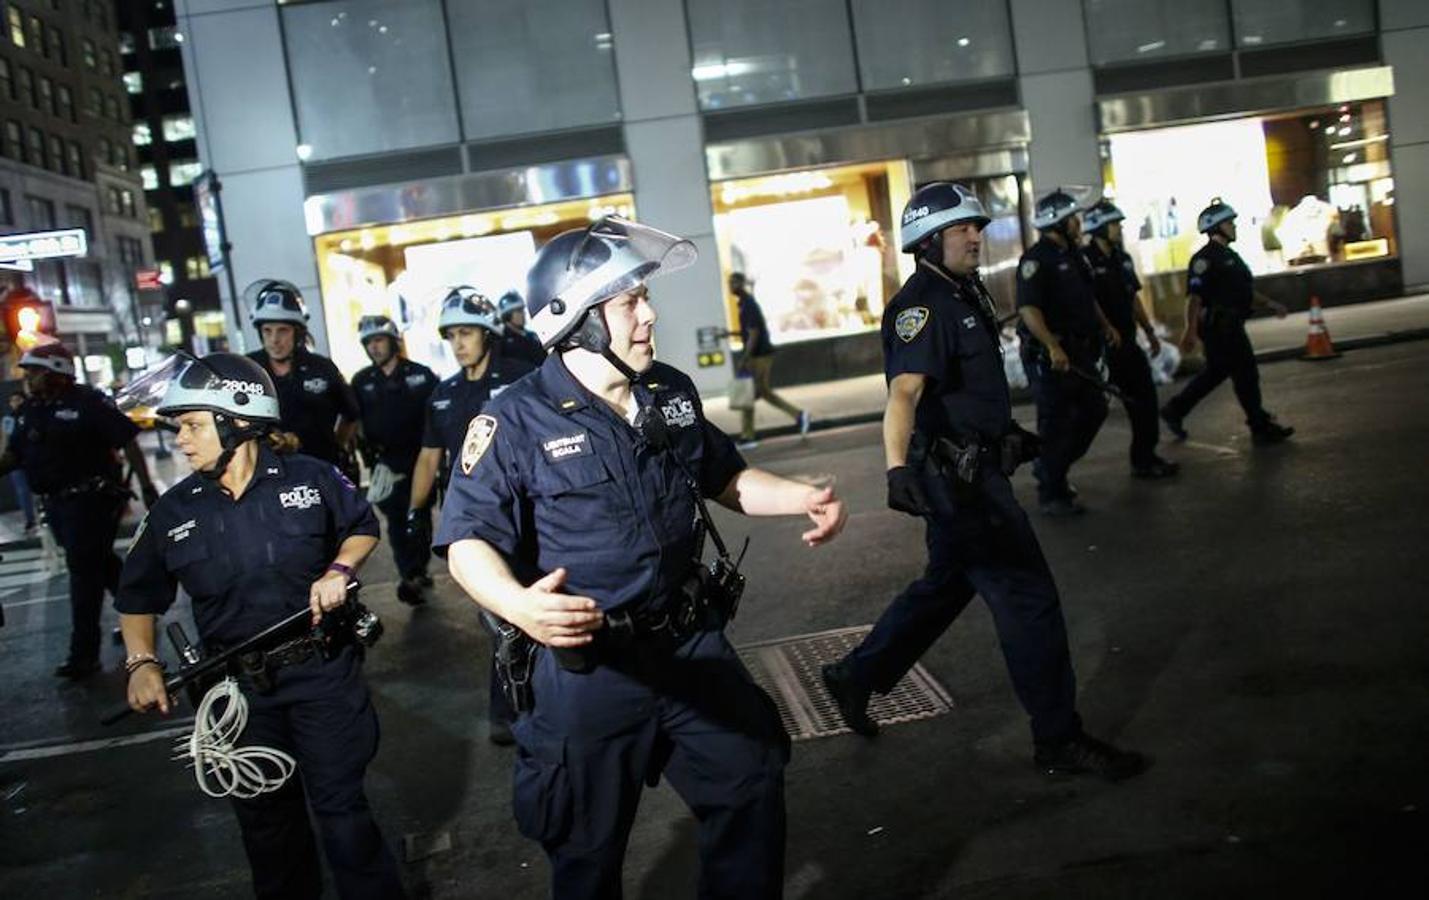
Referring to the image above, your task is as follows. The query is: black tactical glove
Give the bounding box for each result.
[999,422,1042,476]
[886,466,932,518]
[406,507,432,546]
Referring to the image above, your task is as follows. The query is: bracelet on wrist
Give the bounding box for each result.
[326,561,355,578]
[125,654,164,677]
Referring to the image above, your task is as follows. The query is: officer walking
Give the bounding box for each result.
[244,278,362,474]
[1081,199,1179,478]
[0,342,158,678]
[436,216,847,899]
[352,314,438,606]
[821,183,1146,781]
[497,289,546,367]
[1016,188,1122,515]
[409,286,535,744]
[1160,198,1294,444]
[117,352,406,899]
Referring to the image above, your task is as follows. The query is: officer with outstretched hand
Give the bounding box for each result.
[409,286,535,743]
[0,342,158,678]
[352,314,438,606]
[497,289,546,367]
[822,183,1146,784]
[1082,199,1179,478]
[244,279,361,473]
[116,352,405,899]
[436,216,846,899]
[1160,198,1294,445]
[1016,188,1119,516]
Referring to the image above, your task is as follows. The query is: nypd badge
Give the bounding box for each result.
[460,414,498,475]
[895,306,930,343]
[1019,259,1039,281]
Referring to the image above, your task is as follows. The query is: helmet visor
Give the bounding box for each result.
[114,353,189,415]
[561,217,697,309]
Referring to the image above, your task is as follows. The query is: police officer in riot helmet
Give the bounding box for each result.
[1016,188,1123,515]
[822,182,1147,782]
[116,352,406,899]
[1160,199,1294,444]
[244,278,362,473]
[497,289,546,367]
[352,315,438,606]
[435,216,847,898]
[0,341,159,678]
[1082,199,1179,478]
[409,286,535,744]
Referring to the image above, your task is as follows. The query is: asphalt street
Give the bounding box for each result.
[2,340,1427,898]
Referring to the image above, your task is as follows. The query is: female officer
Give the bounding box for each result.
[116,352,405,900]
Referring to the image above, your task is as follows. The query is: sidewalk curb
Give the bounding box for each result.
[743,326,1429,441]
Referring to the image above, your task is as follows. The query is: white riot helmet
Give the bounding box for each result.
[18,341,76,378]
[436,287,503,337]
[246,279,310,329]
[1082,199,1126,234]
[899,182,991,252]
[357,314,401,344]
[1032,188,1084,230]
[155,352,281,423]
[1197,197,1237,235]
[525,216,696,353]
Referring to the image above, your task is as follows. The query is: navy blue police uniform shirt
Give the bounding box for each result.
[1015,236,1103,341]
[500,329,547,368]
[736,290,774,357]
[1083,240,1143,339]
[116,446,379,646]
[10,384,139,494]
[884,265,1012,445]
[1188,240,1255,320]
[248,347,359,466]
[433,354,746,615]
[352,357,438,475]
[421,355,535,471]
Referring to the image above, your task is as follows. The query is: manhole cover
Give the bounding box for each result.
[737,625,953,740]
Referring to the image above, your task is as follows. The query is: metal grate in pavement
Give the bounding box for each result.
[737,625,954,741]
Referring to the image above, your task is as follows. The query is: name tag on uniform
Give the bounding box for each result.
[542,432,589,462]
[302,377,328,394]
[55,408,80,421]
[660,395,697,429]
[405,374,428,388]
[962,316,977,329]
[432,398,452,411]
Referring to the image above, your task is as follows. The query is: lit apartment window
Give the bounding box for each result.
[8,7,25,48]
[140,165,158,190]
[82,38,95,69]
[161,114,194,142]
[118,31,135,55]
[157,261,173,284]
[148,26,182,51]
[133,122,151,145]
[26,14,40,52]
[169,160,202,187]
[185,256,210,279]
[123,71,142,94]
[148,206,164,233]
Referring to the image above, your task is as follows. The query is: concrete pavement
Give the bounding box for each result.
[2,341,1428,897]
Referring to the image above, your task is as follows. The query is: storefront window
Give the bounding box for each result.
[313,193,635,376]
[710,161,913,346]
[1082,0,1231,66]
[1102,99,1396,279]
[687,0,859,109]
[281,0,460,161]
[850,0,1016,90]
[445,0,620,141]
[1231,0,1375,48]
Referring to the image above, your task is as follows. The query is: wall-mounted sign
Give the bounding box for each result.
[135,268,164,291]
[0,228,88,265]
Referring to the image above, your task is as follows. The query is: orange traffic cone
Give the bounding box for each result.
[1301,296,1340,360]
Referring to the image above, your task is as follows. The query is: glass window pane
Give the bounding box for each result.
[445,0,619,141]
[141,165,159,190]
[133,122,152,145]
[851,0,1015,90]
[169,160,202,187]
[688,0,859,109]
[1082,0,1231,67]
[1232,0,1374,48]
[124,71,143,94]
[162,114,195,142]
[282,0,460,161]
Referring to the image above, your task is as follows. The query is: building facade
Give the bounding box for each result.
[0,0,153,383]
[174,0,1429,392]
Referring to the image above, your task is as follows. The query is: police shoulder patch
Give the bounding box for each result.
[460,414,498,475]
[1191,258,1209,275]
[1019,259,1039,281]
[895,306,930,343]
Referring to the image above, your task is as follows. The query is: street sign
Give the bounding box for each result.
[135,268,163,291]
[0,228,88,265]
[193,171,226,273]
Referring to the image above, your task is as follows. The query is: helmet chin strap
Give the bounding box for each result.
[563,306,644,383]
[201,413,267,481]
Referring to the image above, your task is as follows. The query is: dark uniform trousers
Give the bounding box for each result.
[1102,340,1161,468]
[230,650,405,900]
[514,625,789,900]
[1164,316,1267,428]
[845,462,1081,746]
[46,489,126,664]
[1021,346,1109,502]
[372,475,428,582]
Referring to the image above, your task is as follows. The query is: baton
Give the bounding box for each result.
[1067,364,1133,404]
